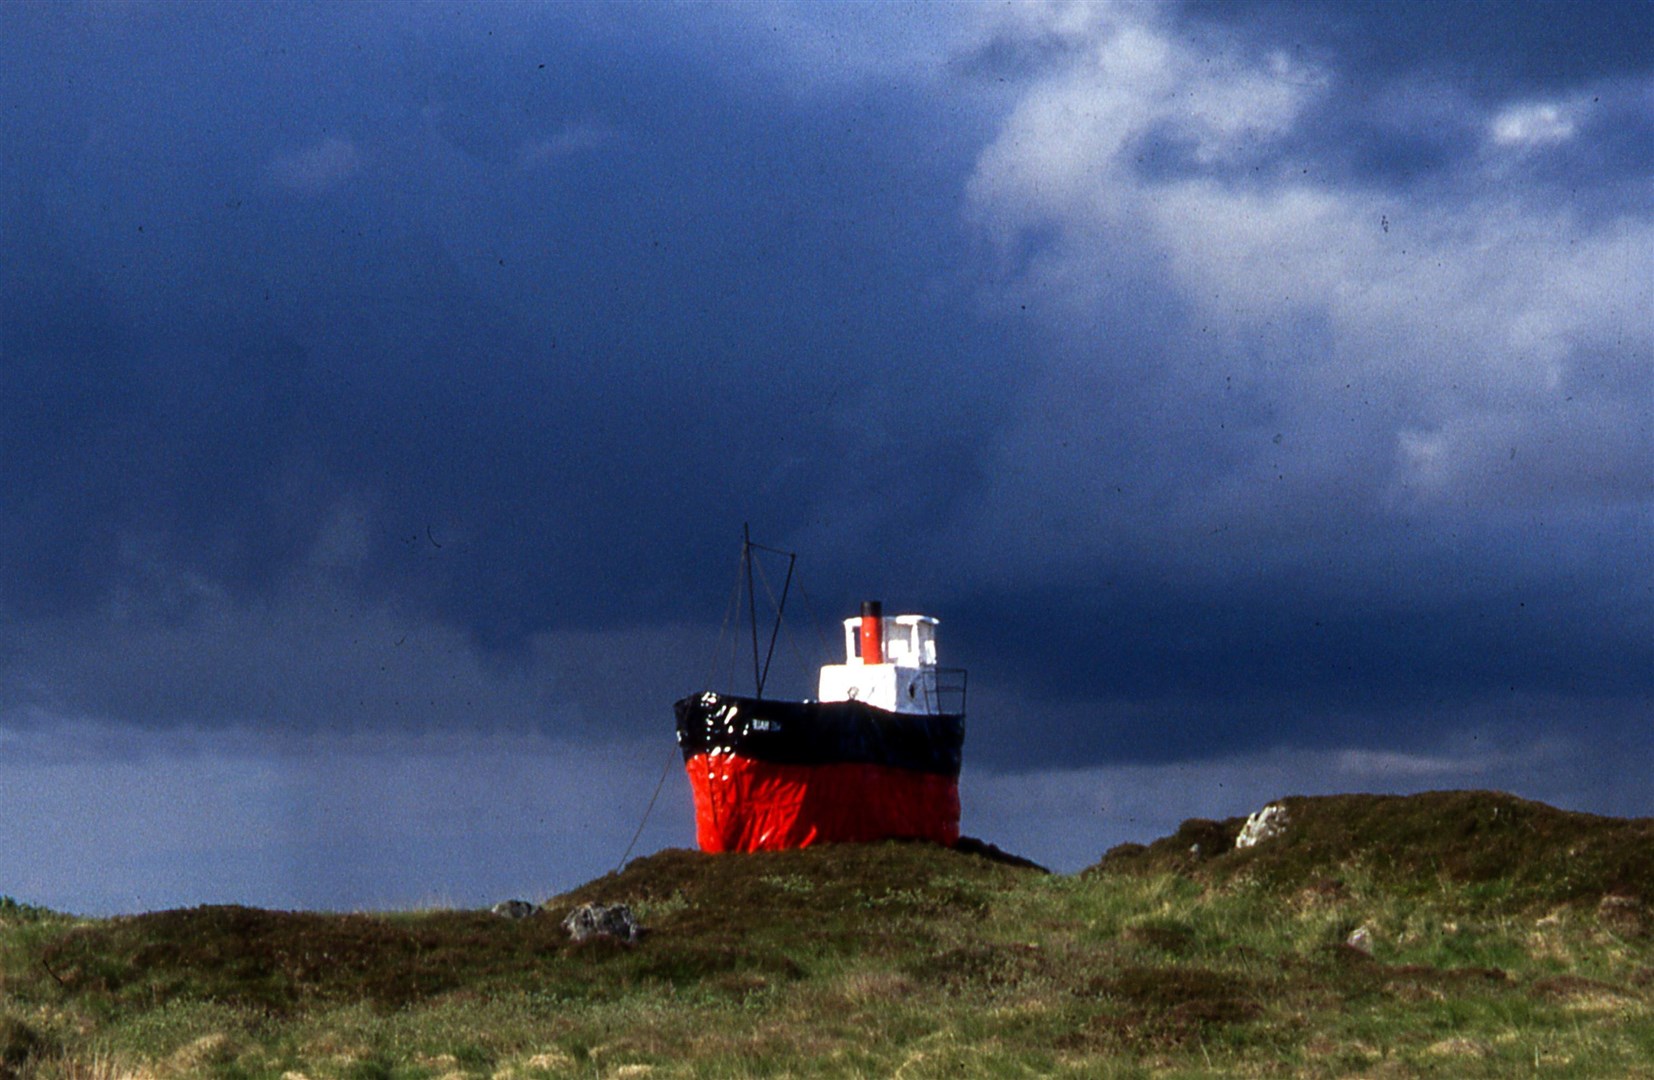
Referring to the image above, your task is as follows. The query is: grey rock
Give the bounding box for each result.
[563,902,642,944]
[1598,893,1647,937]
[491,899,538,919]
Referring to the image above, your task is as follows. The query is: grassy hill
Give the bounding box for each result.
[4,791,1654,1077]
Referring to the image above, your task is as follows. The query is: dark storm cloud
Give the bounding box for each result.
[948,569,1654,768]
[2,0,1649,785]
[1131,1,1654,211]
[1186,0,1654,89]
[0,2,1003,653]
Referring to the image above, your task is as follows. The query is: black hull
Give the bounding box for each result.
[674,692,964,775]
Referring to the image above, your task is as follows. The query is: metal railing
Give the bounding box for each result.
[931,667,968,717]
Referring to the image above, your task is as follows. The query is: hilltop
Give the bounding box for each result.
[3,791,1654,1077]
[1096,790,1654,909]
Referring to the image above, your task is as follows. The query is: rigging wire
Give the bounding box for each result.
[749,550,800,697]
[791,577,840,676]
[621,542,746,876]
[745,525,761,695]
[613,530,819,874]
[707,542,747,694]
[615,750,676,874]
[756,555,827,696]
[760,551,794,696]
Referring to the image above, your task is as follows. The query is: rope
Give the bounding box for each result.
[792,577,839,673]
[615,749,677,874]
[614,534,842,874]
[617,540,745,875]
[707,543,746,693]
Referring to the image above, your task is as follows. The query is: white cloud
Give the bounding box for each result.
[968,5,1323,240]
[516,120,615,169]
[1489,100,1579,148]
[952,2,1653,579]
[644,0,978,100]
[267,136,362,193]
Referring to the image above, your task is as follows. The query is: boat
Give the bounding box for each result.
[674,536,967,853]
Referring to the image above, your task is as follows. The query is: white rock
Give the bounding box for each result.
[1235,803,1290,849]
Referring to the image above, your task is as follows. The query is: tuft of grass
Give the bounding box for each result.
[1,1015,50,1077]
[0,901,57,929]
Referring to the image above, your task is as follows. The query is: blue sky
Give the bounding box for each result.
[2,0,1649,913]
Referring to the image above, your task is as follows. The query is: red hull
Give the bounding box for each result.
[685,753,961,853]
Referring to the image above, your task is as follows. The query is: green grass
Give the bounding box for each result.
[5,792,1654,1077]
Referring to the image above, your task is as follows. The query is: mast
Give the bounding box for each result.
[758,552,794,698]
[744,524,761,697]
[739,525,797,700]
